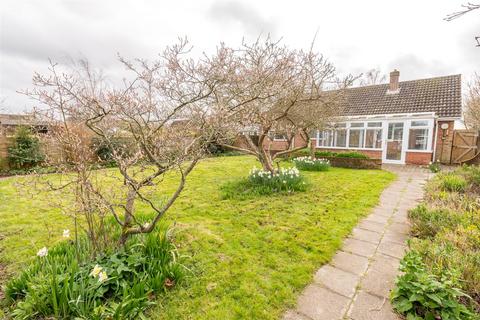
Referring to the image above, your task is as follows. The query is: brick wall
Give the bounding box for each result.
[234,132,308,152]
[405,152,432,165]
[434,120,454,164]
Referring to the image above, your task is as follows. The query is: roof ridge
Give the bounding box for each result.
[349,73,461,90]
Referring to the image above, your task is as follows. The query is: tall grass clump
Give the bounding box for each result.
[439,173,468,192]
[293,157,330,171]
[2,229,184,319]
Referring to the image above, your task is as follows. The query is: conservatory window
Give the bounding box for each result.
[365,122,383,149]
[348,123,365,148]
[408,121,430,150]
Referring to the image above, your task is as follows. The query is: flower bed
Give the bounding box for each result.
[293,157,330,171]
[3,230,184,319]
[391,166,480,319]
[221,166,307,198]
[289,149,381,169]
[248,167,305,191]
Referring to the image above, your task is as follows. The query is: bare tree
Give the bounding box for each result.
[359,69,386,86]
[465,73,480,130]
[445,2,480,46]
[445,2,480,21]
[22,39,225,249]
[214,37,353,173]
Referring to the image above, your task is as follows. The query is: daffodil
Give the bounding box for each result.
[62,229,70,238]
[37,247,48,257]
[98,271,108,283]
[90,264,103,277]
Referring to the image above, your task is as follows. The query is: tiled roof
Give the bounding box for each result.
[339,74,462,118]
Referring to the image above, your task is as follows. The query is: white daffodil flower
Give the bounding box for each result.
[98,271,108,283]
[37,247,48,257]
[62,229,70,238]
[90,264,103,277]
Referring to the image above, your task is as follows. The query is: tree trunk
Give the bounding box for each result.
[119,188,136,246]
[258,149,275,173]
[310,140,315,158]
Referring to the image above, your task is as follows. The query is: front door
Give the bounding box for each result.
[384,122,405,164]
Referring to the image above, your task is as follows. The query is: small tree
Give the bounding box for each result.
[465,73,480,130]
[23,39,225,250]
[214,37,353,173]
[8,126,45,169]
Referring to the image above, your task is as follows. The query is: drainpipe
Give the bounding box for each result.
[433,119,439,161]
[432,118,439,162]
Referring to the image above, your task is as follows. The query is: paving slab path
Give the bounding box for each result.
[283,165,432,320]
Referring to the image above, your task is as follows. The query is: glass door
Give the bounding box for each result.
[385,122,404,163]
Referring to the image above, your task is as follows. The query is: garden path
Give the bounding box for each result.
[283,165,432,320]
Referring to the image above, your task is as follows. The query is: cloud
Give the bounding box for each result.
[207,0,276,37]
[387,54,452,81]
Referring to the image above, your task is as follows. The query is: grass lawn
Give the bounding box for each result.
[0,156,395,319]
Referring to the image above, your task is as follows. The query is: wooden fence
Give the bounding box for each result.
[451,130,480,164]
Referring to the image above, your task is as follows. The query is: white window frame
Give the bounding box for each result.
[348,122,365,149]
[406,119,434,152]
[272,132,288,141]
[314,116,435,154]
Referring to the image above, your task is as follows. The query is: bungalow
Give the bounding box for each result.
[311,70,462,165]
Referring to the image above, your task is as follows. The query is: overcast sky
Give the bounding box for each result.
[0,0,479,113]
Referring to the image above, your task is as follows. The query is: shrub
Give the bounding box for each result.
[335,151,369,159]
[290,149,371,159]
[428,161,441,173]
[439,173,468,193]
[293,157,330,171]
[3,229,184,319]
[408,205,467,238]
[91,136,133,163]
[314,151,337,158]
[461,165,480,188]
[221,166,307,198]
[391,250,476,320]
[7,126,45,169]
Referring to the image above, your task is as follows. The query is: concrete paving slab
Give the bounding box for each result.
[351,228,383,244]
[348,291,399,320]
[283,310,311,320]
[297,285,350,320]
[330,251,369,275]
[357,220,386,233]
[342,238,378,258]
[378,240,407,259]
[314,265,360,298]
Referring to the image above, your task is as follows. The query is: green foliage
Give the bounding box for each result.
[91,136,133,163]
[292,149,369,159]
[0,156,396,319]
[7,126,45,169]
[408,205,470,238]
[397,166,480,318]
[428,161,441,173]
[410,226,480,305]
[313,150,337,157]
[391,251,476,320]
[335,152,369,159]
[461,165,480,188]
[221,166,307,198]
[3,230,184,319]
[439,173,468,193]
[293,157,330,171]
